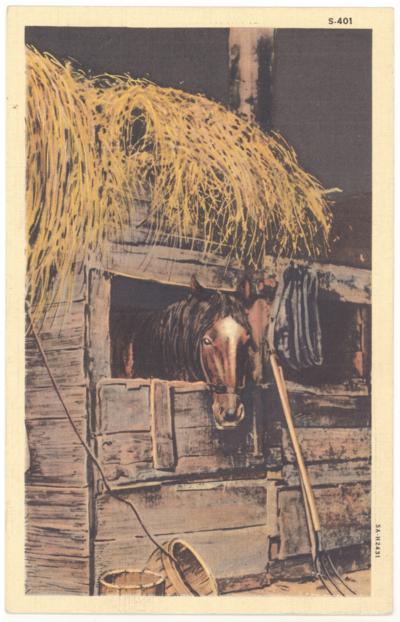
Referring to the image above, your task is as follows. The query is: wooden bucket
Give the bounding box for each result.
[145,538,218,596]
[99,568,165,595]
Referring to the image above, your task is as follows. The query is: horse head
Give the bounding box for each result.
[190,276,256,430]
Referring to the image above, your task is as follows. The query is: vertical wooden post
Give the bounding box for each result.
[229,28,275,129]
[150,380,176,471]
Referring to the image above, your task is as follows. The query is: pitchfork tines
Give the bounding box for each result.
[270,352,357,597]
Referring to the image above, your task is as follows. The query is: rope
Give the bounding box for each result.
[26,308,177,566]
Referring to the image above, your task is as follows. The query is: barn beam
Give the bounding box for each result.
[229,28,275,129]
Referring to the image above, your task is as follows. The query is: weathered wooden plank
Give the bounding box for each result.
[218,572,269,595]
[262,386,371,427]
[282,459,371,487]
[25,486,89,529]
[95,481,267,541]
[29,264,87,311]
[25,347,85,390]
[229,28,274,126]
[25,553,90,595]
[268,543,371,582]
[25,299,86,352]
[25,418,88,486]
[25,386,87,421]
[102,213,371,304]
[264,256,371,305]
[282,427,371,464]
[94,379,263,485]
[95,436,265,488]
[289,392,371,428]
[150,380,176,470]
[96,431,153,482]
[26,524,89,558]
[25,485,90,569]
[88,269,111,384]
[97,380,150,433]
[278,482,371,557]
[103,242,242,291]
[172,386,213,429]
[287,393,371,428]
[176,425,253,459]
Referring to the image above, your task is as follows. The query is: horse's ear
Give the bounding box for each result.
[237,277,252,301]
[190,275,205,296]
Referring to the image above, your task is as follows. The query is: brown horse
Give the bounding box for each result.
[112,276,258,430]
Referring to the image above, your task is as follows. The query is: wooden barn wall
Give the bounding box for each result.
[25,268,92,594]
[24,242,372,595]
[91,376,371,593]
[265,382,371,582]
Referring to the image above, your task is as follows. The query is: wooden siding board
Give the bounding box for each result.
[93,480,270,590]
[263,387,371,428]
[25,418,88,486]
[25,554,90,595]
[150,381,176,470]
[95,481,268,540]
[282,459,371,487]
[282,427,371,464]
[278,483,371,557]
[87,270,112,384]
[25,386,87,422]
[25,299,86,352]
[25,486,89,529]
[25,347,85,390]
[97,381,150,432]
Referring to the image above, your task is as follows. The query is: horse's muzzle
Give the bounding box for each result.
[212,396,245,430]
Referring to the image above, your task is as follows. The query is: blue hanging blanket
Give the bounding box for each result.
[270,263,323,371]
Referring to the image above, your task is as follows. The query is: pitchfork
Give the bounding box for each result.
[269,351,356,596]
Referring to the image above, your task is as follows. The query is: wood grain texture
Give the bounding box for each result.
[26,485,89,528]
[150,380,176,470]
[26,299,86,352]
[282,427,371,464]
[25,553,90,594]
[94,481,270,591]
[268,543,371,581]
[97,380,150,432]
[25,346,85,390]
[278,482,371,557]
[95,481,267,540]
[87,269,111,384]
[25,385,88,422]
[287,393,371,428]
[282,459,371,487]
[263,256,371,305]
[93,479,270,591]
[103,212,371,304]
[96,431,153,482]
[25,418,88,486]
[95,380,264,486]
[262,386,371,428]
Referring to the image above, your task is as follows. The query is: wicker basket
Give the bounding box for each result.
[145,538,218,596]
[99,568,165,595]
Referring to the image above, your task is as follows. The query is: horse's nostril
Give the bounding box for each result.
[224,411,237,422]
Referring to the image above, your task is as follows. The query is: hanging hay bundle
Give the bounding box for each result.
[26,46,334,317]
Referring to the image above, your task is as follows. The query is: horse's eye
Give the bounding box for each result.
[202,336,213,346]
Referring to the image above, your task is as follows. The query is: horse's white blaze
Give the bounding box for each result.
[214,316,244,389]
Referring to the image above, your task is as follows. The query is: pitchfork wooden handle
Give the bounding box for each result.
[270,352,321,533]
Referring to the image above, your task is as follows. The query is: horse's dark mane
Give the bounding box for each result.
[124,290,251,381]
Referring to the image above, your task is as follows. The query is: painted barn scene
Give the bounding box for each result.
[25,28,371,596]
